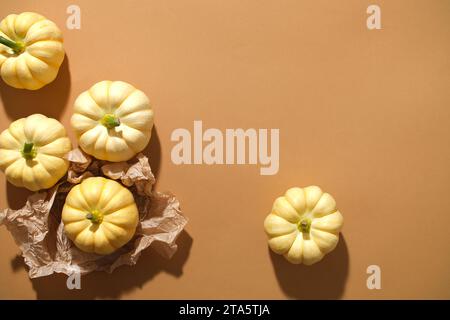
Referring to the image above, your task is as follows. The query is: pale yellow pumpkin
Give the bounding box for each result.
[62,177,139,255]
[264,186,344,265]
[71,80,154,162]
[0,12,65,90]
[0,114,71,191]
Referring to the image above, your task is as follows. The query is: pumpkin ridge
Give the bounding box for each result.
[11,59,25,89]
[268,231,297,254]
[19,15,47,46]
[304,186,323,210]
[30,119,68,147]
[273,197,301,223]
[37,136,71,152]
[120,130,142,154]
[310,220,339,234]
[74,229,95,253]
[112,83,136,111]
[0,149,21,168]
[311,211,344,233]
[5,128,22,146]
[24,53,53,85]
[310,229,339,254]
[88,81,111,110]
[20,160,32,191]
[3,160,23,187]
[313,193,338,219]
[25,40,62,68]
[15,55,35,87]
[100,221,129,244]
[101,189,136,215]
[105,80,112,112]
[71,114,98,132]
[284,187,306,215]
[62,204,87,219]
[74,93,105,121]
[119,110,154,130]
[23,114,46,141]
[114,91,150,118]
[24,20,61,46]
[68,185,91,211]
[79,126,104,153]
[9,119,27,143]
[80,177,107,210]
[35,153,67,169]
[3,15,18,40]
[64,219,91,236]
[14,13,45,39]
[32,162,51,189]
[95,238,116,254]
[95,178,110,211]
[102,203,137,217]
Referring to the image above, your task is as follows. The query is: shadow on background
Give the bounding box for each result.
[142,126,161,185]
[10,254,25,273]
[14,231,193,299]
[269,235,349,299]
[0,56,71,120]
[6,183,33,210]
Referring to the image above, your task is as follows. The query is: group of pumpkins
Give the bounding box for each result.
[0,12,344,265]
[0,12,153,255]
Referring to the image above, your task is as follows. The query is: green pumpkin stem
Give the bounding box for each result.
[101,114,121,129]
[298,218,311,234]
[21,142,37,160]
[0,35,24,54]
[86,211,103,224]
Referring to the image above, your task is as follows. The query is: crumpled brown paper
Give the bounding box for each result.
[0,149,187,278]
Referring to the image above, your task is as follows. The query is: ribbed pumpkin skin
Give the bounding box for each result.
[0,12,65,90]
[71,80,154,162]
[264,186,344,265]
[0,114,71,191]
[62,177,139,255]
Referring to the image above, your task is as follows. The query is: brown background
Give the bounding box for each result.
[0,0,449,299]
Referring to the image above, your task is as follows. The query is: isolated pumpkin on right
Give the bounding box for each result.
[264,186,344,265]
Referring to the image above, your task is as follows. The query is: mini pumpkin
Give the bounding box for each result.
[264,186,344,265]
[70,80,154,162]
[0,114,71,191]
[0,12,65,90]
[62,177,139,255]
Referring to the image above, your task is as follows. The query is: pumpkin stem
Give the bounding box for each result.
[0,35,24,54]
[298,218,311,234]
[86,210,103,224]
[101,114,121,129]
[21,142,37,160]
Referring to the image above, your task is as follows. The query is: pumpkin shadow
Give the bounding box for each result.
[141,125,161,186]
[27,230,193,299]
[269,235,349,299]
[0,55,71,120]
[5,183,33,210]
[10,254,25,273]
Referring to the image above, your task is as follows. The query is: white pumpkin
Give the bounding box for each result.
[62,177,139,255]
[70,80,154,162]
[0,114,72,191]
[264,186,344,265]
[0,12,65,90]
